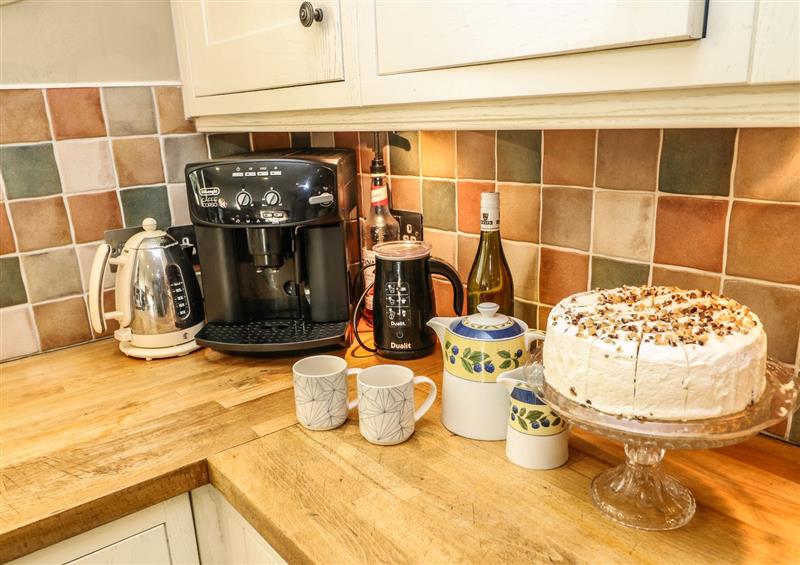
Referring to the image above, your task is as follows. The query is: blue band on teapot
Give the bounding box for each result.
[450,321,522,340]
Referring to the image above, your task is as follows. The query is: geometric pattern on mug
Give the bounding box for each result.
[293,374,348,429]
[358,384,415,443]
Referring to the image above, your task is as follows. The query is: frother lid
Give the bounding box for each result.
[373,240,431,261]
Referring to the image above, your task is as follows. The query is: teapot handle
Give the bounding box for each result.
[429,258,463,315]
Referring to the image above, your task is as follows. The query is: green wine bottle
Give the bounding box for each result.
[466,192,514,315]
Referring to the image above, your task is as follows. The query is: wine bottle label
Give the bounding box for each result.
[480,201,500,231]
[362,248,376,311]
[370,186,388,205]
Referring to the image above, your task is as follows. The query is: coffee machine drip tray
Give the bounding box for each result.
[196,320,349,353]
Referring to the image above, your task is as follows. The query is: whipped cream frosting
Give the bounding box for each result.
[543,286,766,420]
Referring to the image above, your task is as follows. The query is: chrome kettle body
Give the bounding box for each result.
[89,218,204,359]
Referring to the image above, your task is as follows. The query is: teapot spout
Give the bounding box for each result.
[426,317,451,342]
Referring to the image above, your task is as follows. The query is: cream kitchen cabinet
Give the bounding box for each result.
[10,495,199,565]
[171,0,800,129]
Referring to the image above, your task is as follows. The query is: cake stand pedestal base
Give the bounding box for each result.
[590,443,695,530]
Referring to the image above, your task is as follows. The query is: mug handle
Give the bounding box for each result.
[412,376,438,422]
[346,368,362,410]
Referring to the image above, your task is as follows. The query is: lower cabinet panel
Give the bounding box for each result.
[191,485,286,565]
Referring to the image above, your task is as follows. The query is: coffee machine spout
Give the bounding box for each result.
[246,227,284,269]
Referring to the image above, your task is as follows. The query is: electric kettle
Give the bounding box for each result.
[354,240,463,360]
[88,218,204,359]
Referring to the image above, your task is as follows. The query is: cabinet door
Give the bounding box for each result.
[192,485,287,565]
[176,0,344,97]
[10,494,198,565]
[375,0,706,75]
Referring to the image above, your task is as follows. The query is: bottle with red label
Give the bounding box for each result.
[361,133,400,324]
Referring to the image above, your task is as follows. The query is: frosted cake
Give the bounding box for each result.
[544,286,766,421]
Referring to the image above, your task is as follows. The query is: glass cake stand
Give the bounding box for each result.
[527,351,799,531]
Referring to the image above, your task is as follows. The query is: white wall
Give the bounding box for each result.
[0,0,180,85]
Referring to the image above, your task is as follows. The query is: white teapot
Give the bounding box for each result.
[427,302,543,440]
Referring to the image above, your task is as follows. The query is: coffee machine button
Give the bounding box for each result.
[235,191,252,207]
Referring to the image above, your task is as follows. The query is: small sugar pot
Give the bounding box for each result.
[497,362,569,470]
[427,302,543,440]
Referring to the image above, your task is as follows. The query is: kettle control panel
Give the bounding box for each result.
[166,264,191,320]
[186,160,338,227]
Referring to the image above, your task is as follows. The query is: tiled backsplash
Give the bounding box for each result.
[0,86,200,359]
[1,87,798,443]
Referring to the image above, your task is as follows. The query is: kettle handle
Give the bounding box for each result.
[352,281,378,353]
[429,258,463,316]
[88,243,111,334]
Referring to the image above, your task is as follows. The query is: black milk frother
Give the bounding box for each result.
[354,241,463,360]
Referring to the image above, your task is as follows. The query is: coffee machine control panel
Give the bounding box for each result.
[186,160,339,226]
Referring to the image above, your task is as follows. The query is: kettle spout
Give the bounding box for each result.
[426,317,450,342]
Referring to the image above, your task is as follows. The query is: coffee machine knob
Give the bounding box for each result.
[235,191,252,207]
[264,190,280,206]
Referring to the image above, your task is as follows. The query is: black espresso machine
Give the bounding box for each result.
[185,149,359,353]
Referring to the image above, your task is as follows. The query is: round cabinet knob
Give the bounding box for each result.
[235,191,252,207]
[264,190,280,206]
[299,1,323,27]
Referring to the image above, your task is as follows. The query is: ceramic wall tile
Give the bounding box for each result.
[421,179,456,231]
[167,183,191,226]
[537,305,552,331]
[0,256,27,307]
[421,131,456,178]
[154,87,195,134]
[653,196,727,272]
[390,177,421,212]
[590,256,649,290]
[1,205,15,255]
[252,132,291,151]
[659,129,736,196]
[310,132,335,147]
[290,132,311,148]
[0,143,62,199]
[112,137,165,187]
[46,88,106,140]
[56,140,115,193]
[333,132,359,159]
[104,87,157,136]
[497,183,539,243]
[497,130,540,183]
[33,296,92,351]
[539,248,589,305]
[726,201,800,285]
[651,266,721,293]
[0,89,51,144]
[457,181,494,234]
[503,240,538,301]
[424,228,457,265]
[0,305,39,360]
[596,129,659,191]
[540,186,592,251]
[21,248,83,303]
[722,279,800,364]
[433,277,463,317]
[542,130,595,187]
[456,234,479,282]
[119,185,171,229]
[67,190,123,243]
[389,131,420,176]
[9,197,72,252]
[593,191,654,261]
[514,299,537,330]
[164,134,207,183]
[76,243,115,291]
[734,128,800,202]
[457,131,495,180]
[208,133,251,159]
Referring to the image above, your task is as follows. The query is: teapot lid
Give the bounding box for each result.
[451,302,524,339]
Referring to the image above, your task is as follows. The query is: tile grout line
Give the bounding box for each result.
[648,128,665,286]
[537,130,543,307]
[587,129,599,290]
[718,128,739,301]
[152,86,177,226]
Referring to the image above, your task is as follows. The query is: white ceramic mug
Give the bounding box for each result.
[292,355,361,431]
[357,365,437,445]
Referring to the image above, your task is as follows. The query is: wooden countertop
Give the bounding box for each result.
[2,340,799,562]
